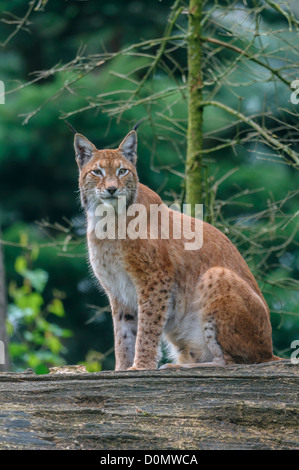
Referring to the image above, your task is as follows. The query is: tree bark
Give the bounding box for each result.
[186,0,204,216]
[0,230,10,372]
[0,361,297,450]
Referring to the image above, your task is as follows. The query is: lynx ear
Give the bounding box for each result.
[119,130,137,165]
[74,134,97,167]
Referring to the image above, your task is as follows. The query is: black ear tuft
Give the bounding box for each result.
[65,120,78,135]
[119,130,137,165]
[132,118,145,132]
[74,134,96,168]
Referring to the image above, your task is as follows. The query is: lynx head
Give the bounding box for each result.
[74,129,139,214]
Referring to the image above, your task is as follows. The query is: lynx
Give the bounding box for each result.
[72,123,280,370]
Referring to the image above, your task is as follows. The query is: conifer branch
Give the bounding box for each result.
[204,100,299,168]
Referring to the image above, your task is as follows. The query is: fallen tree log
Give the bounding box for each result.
[0,360,298,450]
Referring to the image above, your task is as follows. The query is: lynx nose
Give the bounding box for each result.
[107,186,117,195]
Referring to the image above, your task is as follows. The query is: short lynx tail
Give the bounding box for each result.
[272,355,283,361]
[263,354,283,362]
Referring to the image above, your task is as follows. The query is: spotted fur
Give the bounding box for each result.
[74,129,280,370]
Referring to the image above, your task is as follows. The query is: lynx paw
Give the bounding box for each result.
[159,361,225,369]
[127,365,154,371]
[159,363,183,370]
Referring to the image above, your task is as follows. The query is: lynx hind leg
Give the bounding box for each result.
[160,327,225,370]
[160,267,275,370]
[202,317,226,365]
[199,267,274,365]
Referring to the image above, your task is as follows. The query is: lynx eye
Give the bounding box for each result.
[118,168,129,177]
[91,169,103,177]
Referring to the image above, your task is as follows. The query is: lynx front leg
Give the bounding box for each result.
[128,281,170,370]
[111,299,137,371]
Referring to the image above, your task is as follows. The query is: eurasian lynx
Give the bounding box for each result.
[73,124,280,370]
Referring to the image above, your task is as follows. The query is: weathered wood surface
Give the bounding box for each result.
[0,360,298,450]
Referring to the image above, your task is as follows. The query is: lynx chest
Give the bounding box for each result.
[88,237,137,309]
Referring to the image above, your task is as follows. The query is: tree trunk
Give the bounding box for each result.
[0,231,10,372]
[186,0,204,216]
[0,361,297,450]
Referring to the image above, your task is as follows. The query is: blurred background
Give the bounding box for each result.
[0,0,298,373]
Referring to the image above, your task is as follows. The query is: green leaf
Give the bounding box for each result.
[45,334,63,355]
[28,330,44,345]
[60,328,73,338]
[23,331,34,342]
[47,322,72,338]
[24,269,48,293]
[31,244,40,261]
[6,320,14,336]
[26,353,42,369]
[35,364,50,375]
[9,342,29,358]
[7,304,25,322]
[82,361,102,373]
[14,256,27,275]
[47,298,65,317]
[19,232,29,248]
[16,292,44,317]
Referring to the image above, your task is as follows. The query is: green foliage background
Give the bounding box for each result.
[0,0,298,372]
